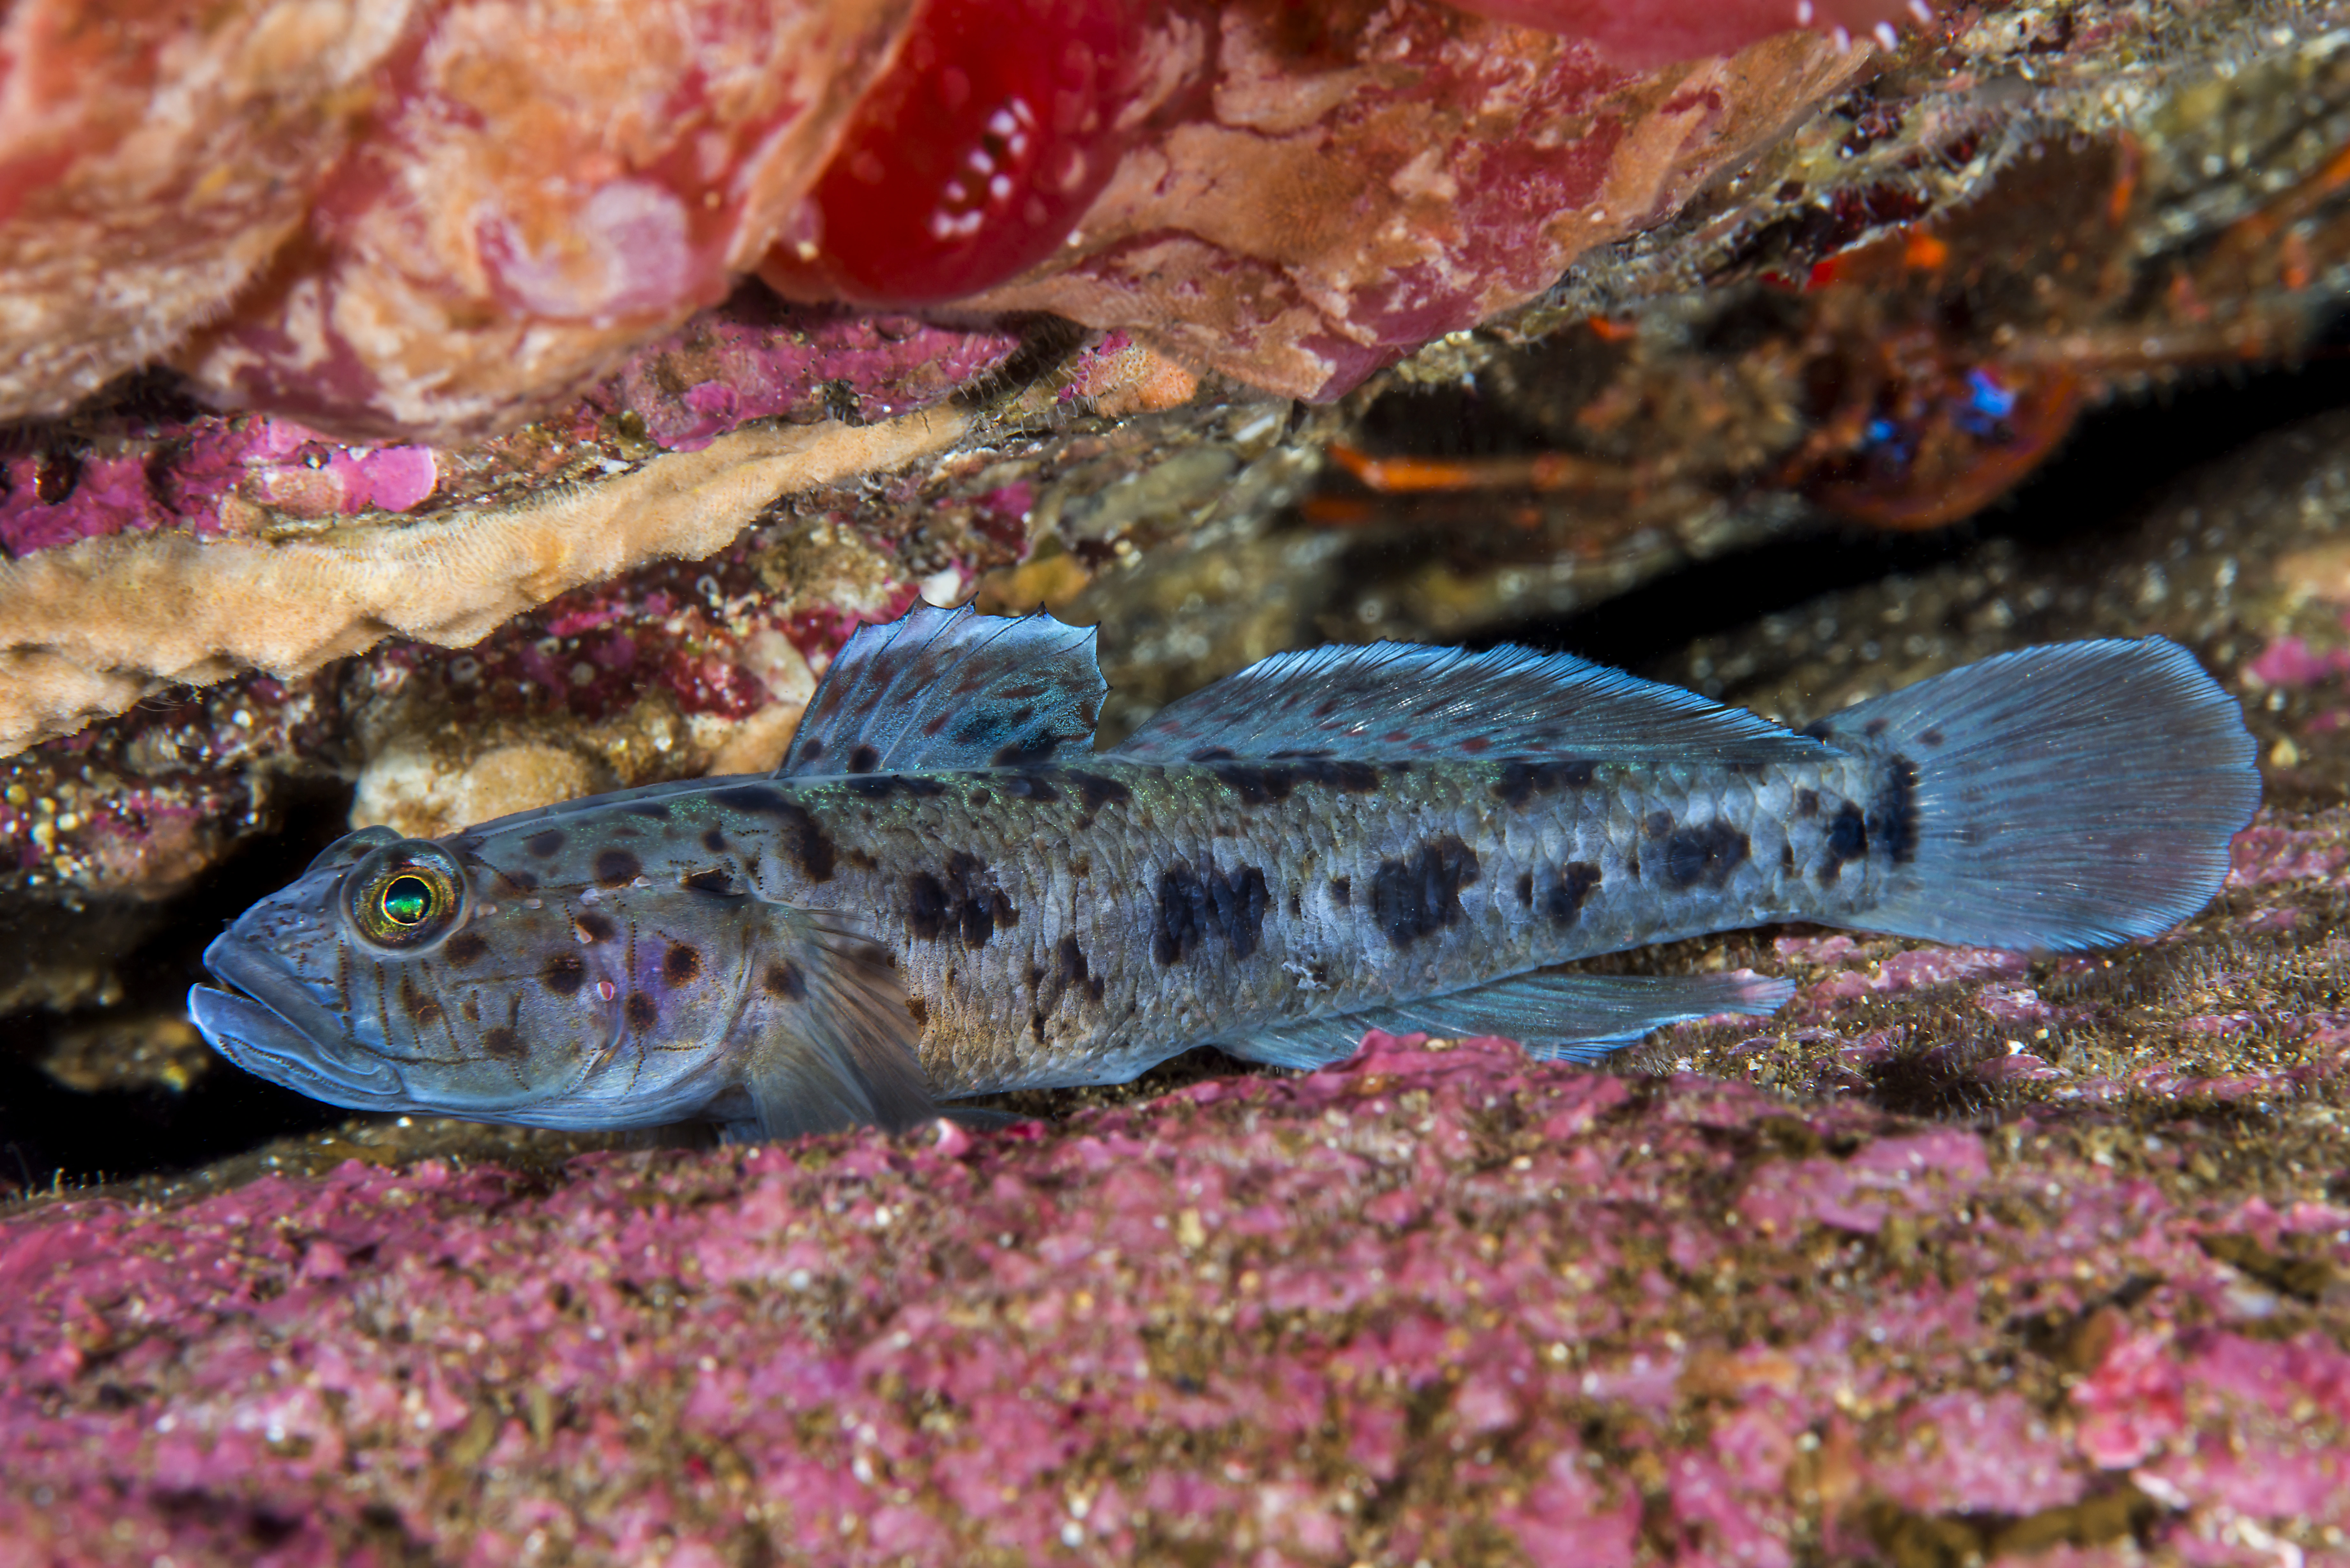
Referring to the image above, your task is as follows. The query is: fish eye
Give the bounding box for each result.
[344,841,469,952]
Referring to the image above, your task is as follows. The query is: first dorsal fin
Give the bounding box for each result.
[1108,642,1830,765]
[778,602,1105,777]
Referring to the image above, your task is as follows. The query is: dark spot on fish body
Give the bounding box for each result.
[1919,728,1945,747]
[1780,843,1797,874]
[1030,1007,1049,1043]
[1792,789,1820,818]
[1069,772,1132,819]
[1213,764,1296,806]
[1153,860,1271,964]
[908,853,1016,948]
[524,829,566,858]
[1296,759,1382,794]
[625,992,659,1031]
[1515,871,1533,907]
[542,952,588,997]
[399,974,440,1024]
[443,931,489,965]
[497,866,540,893]
[701,827,728,854]
[1663,823,1750,890]
[1644,810,1675,840]
[1869,757,1920,865]
[848,744,881,773]
[594,848,643,888]
[624,802,671,821]
[905,994,928,1027]
[1820,803,1868,884]
[846,773,949,800]
[1863,718,1890,738]
[713,786,837,882]
[482,1027,526,1060]
[1370,835,1479,947]
[460,994,481,1023]
[575,911,616,944]
[1491,759,1593,807]
[999,772,1060,802]
[799,738,826,762]
[1544,862,1602,926]
[682,869,740,898]
[762,961,807,1000]
[1330,876,1351,907]
[663,943,702,986]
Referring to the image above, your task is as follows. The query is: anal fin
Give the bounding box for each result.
[1223,970,1793,1070]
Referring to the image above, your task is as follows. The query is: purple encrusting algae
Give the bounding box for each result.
[4,1029,2348,1567]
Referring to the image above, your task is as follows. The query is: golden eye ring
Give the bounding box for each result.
[344,841,469,951]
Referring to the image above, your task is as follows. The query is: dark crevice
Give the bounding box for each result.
[1470,347,2350,672]
[0,783,355,1189]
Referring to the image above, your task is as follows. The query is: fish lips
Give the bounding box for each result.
[190,933,411,1109]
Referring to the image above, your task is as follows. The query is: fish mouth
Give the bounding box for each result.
[189,933,411,1109]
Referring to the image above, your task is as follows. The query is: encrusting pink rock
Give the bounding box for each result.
[0,0,1930,441]
[3,1029,2344,1566]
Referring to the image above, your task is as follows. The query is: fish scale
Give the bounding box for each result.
[190,604,2259,1141]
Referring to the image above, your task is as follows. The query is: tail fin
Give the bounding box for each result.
[1811,639,2258,952]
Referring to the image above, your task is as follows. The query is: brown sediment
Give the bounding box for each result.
[0,408,968,758]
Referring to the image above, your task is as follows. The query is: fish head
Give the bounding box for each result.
[189,822,737,1129]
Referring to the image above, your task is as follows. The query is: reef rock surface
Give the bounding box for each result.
[5,1027,2348,1568]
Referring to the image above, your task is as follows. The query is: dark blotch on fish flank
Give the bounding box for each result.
[1330,876,1351,907]
[1491,758,1595,807]
[1055,935,1105,1003]
[625,992,659,1031]
[1370,835,1479,947]
[1644,810,1675,840]
[682,869,740,898]
[1153,860,1271,965]
[443,931,489,966]
[1544,862,1602,926]
[908,852,1016,948]
[594,848,642,888]
[712,785,836,882]
[846,773,948,800]
[542,952,588,997]
[1070,771,1131,818]
[1792,789,1820,818]
[482,1027,525,1060]
[497,866,540,893]
[1663,823,1750,890]
[701,826,728,854]
[1515,871,1533,908]
[1820,803,1868,884]
[762,961,807,1001]
[848,744,881,773]
[663,942,702,986]
[524,829,565,858]
[575,911,616,944]
[1869,757,1921,865]
[999,772,1060,802]
[1212,763,1294,805]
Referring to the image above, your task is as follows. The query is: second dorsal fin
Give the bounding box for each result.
[1108,642,1829,765]
[778,602,1105,777]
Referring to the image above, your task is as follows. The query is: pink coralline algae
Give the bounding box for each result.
[4,1030,2347,1566]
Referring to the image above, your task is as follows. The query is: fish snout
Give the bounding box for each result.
[190,931,411,1109]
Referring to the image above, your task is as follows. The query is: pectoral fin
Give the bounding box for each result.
[743,914,944,1140]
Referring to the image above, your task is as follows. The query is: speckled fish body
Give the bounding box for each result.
[191,606,2260,1141]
